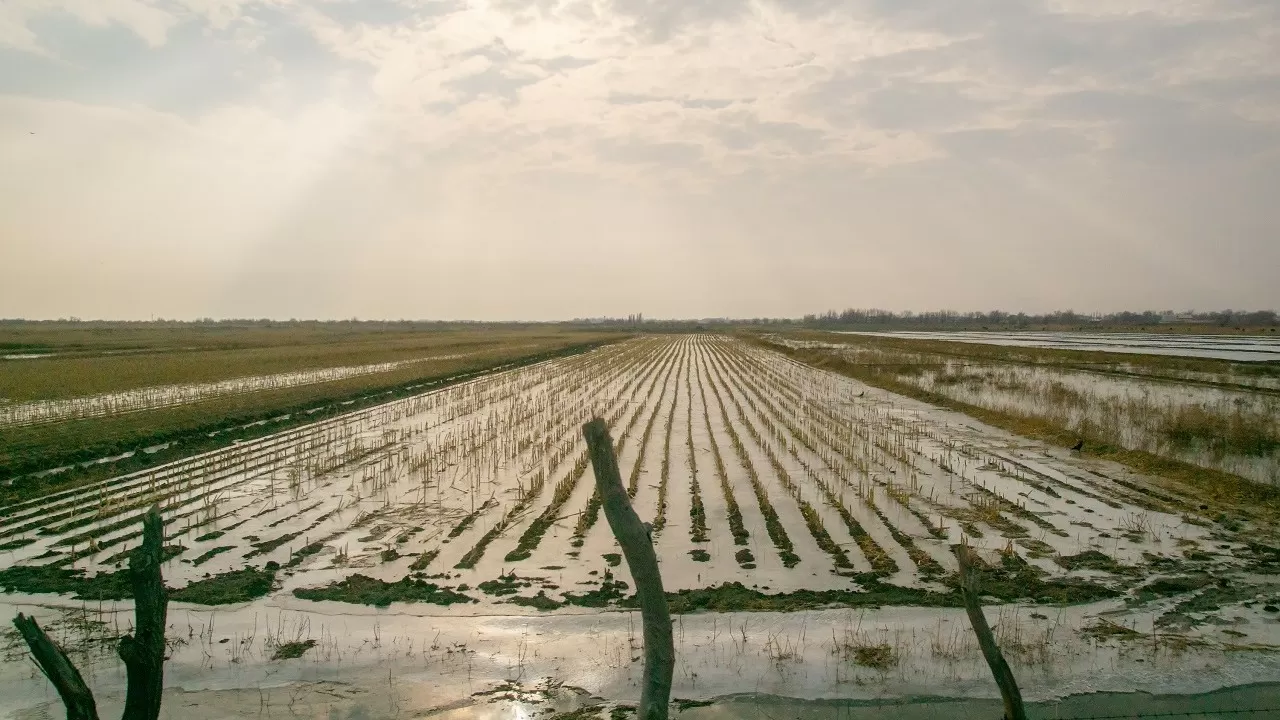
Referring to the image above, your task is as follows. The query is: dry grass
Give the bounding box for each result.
[851,643,895,669]
[1082,618,1143,641]
[832,624,902,671]
[1118,512,1155,540]
[1159,404,1279,458]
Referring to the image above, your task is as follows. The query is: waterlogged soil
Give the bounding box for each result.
[270,639,317,660]
[173,566,277,605]
[0,563,136,601]
[0,339,615,504]
[281,549,1117,613]
[0,563,277,604]
[628,552,1116,614]
[768,333,1280,486]
[3,334,1279,712]
[292,573,477,608]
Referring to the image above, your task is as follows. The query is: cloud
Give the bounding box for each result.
[605,0,750,43]
[938,126,1094,161]
[0,0,179,53]
[598,138,703,167]
[1,0,1278,318]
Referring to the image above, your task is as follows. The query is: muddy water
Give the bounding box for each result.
[4,597,1280,719]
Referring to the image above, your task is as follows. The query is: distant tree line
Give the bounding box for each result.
[569,309,1278,331]
[2,309,1276,330]
[0,318,557,330]
[797,308,1278,329]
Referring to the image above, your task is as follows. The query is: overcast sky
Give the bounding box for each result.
[1,0,1278,320]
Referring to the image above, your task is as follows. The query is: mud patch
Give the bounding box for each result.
[293,573,477,608]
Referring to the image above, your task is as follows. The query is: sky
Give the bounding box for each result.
[1,0,1278,321]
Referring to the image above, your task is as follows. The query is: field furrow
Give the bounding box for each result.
[2,333,1252,623]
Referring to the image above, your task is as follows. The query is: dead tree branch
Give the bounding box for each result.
[11,506,169,720]
[118,506,168,720]
[955,544,1027,720]
[11,614,100,720]
[583,419,674,720]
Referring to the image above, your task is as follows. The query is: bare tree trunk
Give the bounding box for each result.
[955,545,1027,720]
[118,506,168,720]
[583,419,674,720]
[11,506,169,720]
[11,614,100,720]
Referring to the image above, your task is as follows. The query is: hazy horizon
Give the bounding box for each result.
[3,0,1279,321]
[4,308,1278,324]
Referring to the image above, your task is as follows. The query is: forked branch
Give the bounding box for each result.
[12,506,169,720]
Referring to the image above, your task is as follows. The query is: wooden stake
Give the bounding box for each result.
[11,506,169,720]
[119,506,168,720]
[583,419,673,720]
[955,544,1027,720]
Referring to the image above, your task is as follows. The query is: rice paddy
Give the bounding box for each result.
[4,334,1280,716]
[0,352,482,428]
[767,333,1280,486]
[3,334,1275,605]
[0,326,617,505]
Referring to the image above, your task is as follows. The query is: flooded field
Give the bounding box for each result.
[837,331,1280,363]
[0,352,487,428]
[776,335,1280,485]
[3,335,1280,717]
